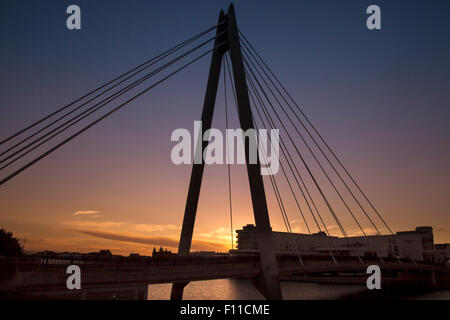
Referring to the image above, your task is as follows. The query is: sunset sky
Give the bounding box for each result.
[0,0,449,256]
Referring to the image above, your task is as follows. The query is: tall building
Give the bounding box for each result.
[234,224,438,262]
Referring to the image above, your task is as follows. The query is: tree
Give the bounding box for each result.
[0,229,23,257]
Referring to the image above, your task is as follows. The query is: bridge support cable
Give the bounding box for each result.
[244,75,312,234]
[0,31,223,160]
[0,32,226,171]
[0,22,224,147]
[225,54,309,266]
[0,42,227,186]
[238,30,393,235]
[227,54,299,254]
[222,58,234,250]
[226,55,304,266]
[250,108,305,265]
[250,96,312,235]
[249,88,306,265]
[246,68,339,264]
[224,54,293,235]
[243,56,348,238]
[242,51,367,237]
[245,66,326,236]
[240,41,381,237]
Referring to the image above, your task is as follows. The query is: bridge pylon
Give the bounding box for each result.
[170,4,283,300]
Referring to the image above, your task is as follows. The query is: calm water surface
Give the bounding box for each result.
[148,279,450,300]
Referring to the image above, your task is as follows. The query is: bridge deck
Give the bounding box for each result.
[1,255,449,299]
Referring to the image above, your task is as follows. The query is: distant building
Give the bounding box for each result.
[34,250,146,262]
[233,224,443,262]
[127,253,150,261]
[152,246,173,258]
[87,249,113,260]
[38,250,57,257]
[435,243,450,263]
[99,250,112,256]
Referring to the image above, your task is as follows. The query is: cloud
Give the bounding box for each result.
[62,220,125,228]
[135,224,180,233]
[75,229,227,252]
[73,210,101,216]
[60,219,230,253]
[197,227,234,243]
[62,220,179,233]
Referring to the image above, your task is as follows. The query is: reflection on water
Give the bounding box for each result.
[148,279,449,300]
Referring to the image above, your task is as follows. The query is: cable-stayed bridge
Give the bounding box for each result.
[0,4,448,299]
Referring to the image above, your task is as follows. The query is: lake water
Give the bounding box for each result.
[148,279,450,300]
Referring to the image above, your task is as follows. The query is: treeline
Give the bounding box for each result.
[0,229,23,257]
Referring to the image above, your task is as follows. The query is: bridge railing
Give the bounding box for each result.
[36,253,261,267]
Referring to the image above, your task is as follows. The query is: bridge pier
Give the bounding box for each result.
[226,4,282,300]
[431,271,437,288]
[170,3,282,300]
[170,282,188,300]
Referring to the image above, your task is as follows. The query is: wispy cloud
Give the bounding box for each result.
[73,210,101,216]
[135,224,180,233]
[61,219,230,253]
[197,227,234,243]
[62,220,125,228]
[75,229,227,252]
